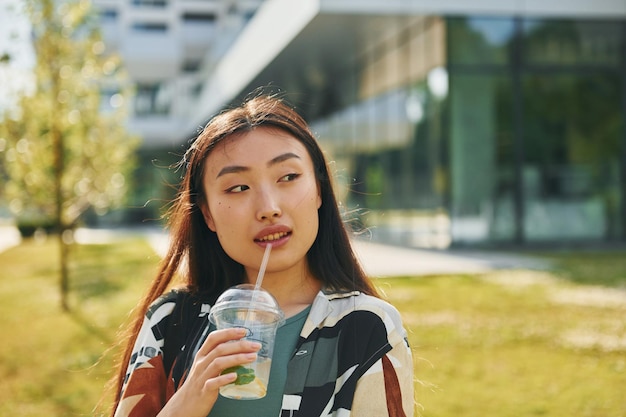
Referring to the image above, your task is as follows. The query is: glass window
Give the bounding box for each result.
[342,82,450,248]
[522,73,623,241]
[449,73,515,242]
[134,83,170,116]
[182,59,201,72]
[131,0,168,7]
[182,13,216,23]
[448,16,515,66]
[131,23,168,33]
[98,9,118,22]
[523,19,623,67]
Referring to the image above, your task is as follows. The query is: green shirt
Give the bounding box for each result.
[208,305,311,417]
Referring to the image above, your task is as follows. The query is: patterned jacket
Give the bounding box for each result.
[114,288,415,417]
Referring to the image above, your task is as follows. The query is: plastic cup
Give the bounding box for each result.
[208,284,284,400]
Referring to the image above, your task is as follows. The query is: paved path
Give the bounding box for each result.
[0,226,21,253]
[350,239,548,277]
[0,226,549,276]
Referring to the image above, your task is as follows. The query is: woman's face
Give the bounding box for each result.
[200,127,322,279]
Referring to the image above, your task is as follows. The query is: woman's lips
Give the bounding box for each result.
[255,231,290,242]
[254,226,292,246]
[254,225,291,241]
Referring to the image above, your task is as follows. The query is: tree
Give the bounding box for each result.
[0,0,140,311]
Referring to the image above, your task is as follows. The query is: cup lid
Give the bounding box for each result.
[209,284,284,323]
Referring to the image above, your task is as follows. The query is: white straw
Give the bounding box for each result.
[244,244,272,329]
[254,243,272,290]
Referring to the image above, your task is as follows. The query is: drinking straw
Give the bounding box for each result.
[254,243,272,290]
[244,243,272,328]
[190,244,274,366]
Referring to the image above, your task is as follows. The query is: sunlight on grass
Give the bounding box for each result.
[0,238,625,417]
[381,270,626,417]
[0,237,157,417]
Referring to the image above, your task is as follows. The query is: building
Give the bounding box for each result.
[92,0,264,222]
[95,0,626,248]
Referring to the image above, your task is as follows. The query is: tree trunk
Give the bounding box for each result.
[53,119,68,311]
[58,229,69,311]
[53,112,69,311]
[38,0,69,311]
[47,0,67,311]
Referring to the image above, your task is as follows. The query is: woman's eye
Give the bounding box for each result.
[226,184,249,193]
[279,173,301,182]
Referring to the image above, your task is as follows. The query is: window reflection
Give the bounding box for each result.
[448,16,624,243]
[448,17,514,66]
[449,74,515,242]
[314,15,624,246]
[523,20,623,66]
[522,74,623,240]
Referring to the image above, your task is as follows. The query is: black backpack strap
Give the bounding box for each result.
[162,290,210,388]
[161,290,186,376]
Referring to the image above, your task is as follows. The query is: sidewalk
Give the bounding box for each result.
[350,239,548,277]
[0,226,549,276]
[0,226,21,254]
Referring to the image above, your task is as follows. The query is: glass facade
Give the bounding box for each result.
[521,72,623,241]
[447,17,516,243]
[521,18,624,243]
[316,15,626,247]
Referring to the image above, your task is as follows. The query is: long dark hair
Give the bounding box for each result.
[108,93,378,414]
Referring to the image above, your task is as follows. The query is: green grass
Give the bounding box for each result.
[383,268,626,417]
[538,250,626,287]
[0,237,159,417]
[0,239,625,416]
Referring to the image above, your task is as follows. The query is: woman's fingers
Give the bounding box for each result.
[203,371,238,391]
[197,327,247,356]
[197,328,263,364]
[193,344,260,381]
[190,328,261,382]
[213,351,258,374]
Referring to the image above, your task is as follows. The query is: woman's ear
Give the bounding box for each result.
[199,203,217,232]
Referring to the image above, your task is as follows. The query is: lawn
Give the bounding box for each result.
[0,237,625,416]
[0,237,159,417]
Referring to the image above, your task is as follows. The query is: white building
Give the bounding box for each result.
[94,0,263,148]
[95,0,626,247]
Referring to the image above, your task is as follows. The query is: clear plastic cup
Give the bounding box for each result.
[208,284,284,399]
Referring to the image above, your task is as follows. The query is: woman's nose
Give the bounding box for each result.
[256,189,282,221]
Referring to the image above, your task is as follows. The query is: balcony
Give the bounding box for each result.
[121,28,181,81]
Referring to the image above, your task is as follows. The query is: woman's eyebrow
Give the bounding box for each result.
[216,165,248,178]
[268,152,301,166]
[216,152,301,178]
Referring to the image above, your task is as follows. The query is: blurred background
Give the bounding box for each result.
[1,2,626,416]
[2,0,626,250]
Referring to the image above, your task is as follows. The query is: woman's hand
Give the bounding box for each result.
[157,327,261,417]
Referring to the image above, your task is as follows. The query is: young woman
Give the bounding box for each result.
[109,94,414,417]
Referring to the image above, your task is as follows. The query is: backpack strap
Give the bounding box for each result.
[162,290,187,376]
[162,290,209,388]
